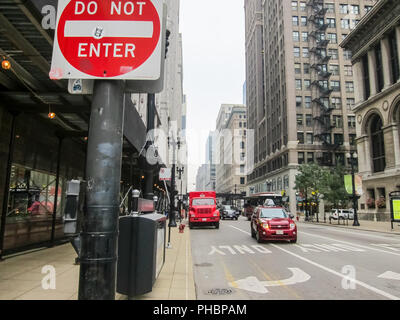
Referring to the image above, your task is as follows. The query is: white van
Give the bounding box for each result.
[329,209,354,221]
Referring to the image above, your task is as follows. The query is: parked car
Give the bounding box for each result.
[221,205,239,220]
[251,206,297,243]
[329,209,354,222]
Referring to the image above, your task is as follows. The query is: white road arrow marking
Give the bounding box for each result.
[378,271,400,281]
[229,268,311,294]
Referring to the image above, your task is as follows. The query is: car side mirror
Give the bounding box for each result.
[289,214,294,219]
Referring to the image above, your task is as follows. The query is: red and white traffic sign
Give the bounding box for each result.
[50,0,163,80]
[159,168,171,181]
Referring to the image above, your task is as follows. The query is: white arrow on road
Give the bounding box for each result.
[229,268,311,294]
[378,271,400,281]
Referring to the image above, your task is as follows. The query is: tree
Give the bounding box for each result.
[294,163,325,221]
[320,165,350,211]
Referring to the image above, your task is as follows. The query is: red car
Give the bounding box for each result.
[251,206,297,243]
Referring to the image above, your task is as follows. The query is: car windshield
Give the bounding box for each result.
[223,205,232,210]
[260,208,287,219]
[192,198,215,206]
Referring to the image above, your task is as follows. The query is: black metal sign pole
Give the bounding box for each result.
[144,93,155,201]
[78,80,125,300]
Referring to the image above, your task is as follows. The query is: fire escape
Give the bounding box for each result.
[307,0,339,166]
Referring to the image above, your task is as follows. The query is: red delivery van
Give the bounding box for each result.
[188,191,220,229]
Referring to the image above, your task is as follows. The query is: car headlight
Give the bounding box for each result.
[262,223,270,229]
[290,223,296,230]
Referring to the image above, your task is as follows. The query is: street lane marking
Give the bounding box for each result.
[294,243,365,253]
[300,224,400,242]
[300,231,400,257]
[370,244,400,252]
[230,225,400,300]
[208,244,272,256]
[378,271,400,281]
[248,259,302,299]
[230,268,310,294]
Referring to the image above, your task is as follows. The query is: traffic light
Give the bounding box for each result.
[165,29,171,59]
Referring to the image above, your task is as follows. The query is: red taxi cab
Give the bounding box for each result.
[251,205,297,243]
[188,191,220,229]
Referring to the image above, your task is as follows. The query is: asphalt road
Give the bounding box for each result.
[190,216,400,300]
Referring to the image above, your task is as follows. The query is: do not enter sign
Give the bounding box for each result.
[50,0,163,80]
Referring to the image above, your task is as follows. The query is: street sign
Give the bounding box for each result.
[50,0,163,80]
[159,168,171,181]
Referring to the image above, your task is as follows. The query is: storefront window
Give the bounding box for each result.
[4,164,66,250]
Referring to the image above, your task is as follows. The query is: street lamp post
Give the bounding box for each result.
[346,151,360,227]
[167,136,179,248]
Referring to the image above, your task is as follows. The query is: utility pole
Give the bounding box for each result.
[78,80,125,300]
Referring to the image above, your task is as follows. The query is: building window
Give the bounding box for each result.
[330,64,340,75]
[295,79,302,90]
[305,96,312,108]
[300,2,306,11]
[304,63,310,74]
[327,18,336,28]
[298,152,305,164]
[301,16,307,26]
[344,50,352,60]
[331,97,342,109]
[370,115,386,173]
[292,1,298,11]
[297,132,304,144]
[339,4,348,14]
[294,47,300,57]
[297,114,304,126]
[302,47,309,58]
[240,177,245,185]
[346,98,355,110]
[325,3,335,14]
[362,54,371,99]
[295,63,301,74]
[331,80,340,92]
[344,65,353,76]
[307,152,314,163]
[333,115,343,128]
[345,81,354,93]
[389,30,400,82]
[293,16,299,26]
[306,114,312,127]
[334,134,344,146]
[375,44,384,92]
[349,134,356,146]
[306,133,313,144]
[348,115,356,128]
[327,33,337,44]
[304,79,311,90]
[350,5,360,15]
[341,19,350,29]
[328,49,339,60]
[302,32,308,42]
[296,96,302,108]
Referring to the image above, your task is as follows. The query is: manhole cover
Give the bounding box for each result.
[207,288,233,295]
[195,262,213,267]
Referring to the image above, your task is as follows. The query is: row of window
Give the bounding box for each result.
[297,151,357,166]
[292,16,360,30]
[291,1,373,14]
[295,79,354,92]
[293,47,352,60]
[296,114,356,128]
[296,96,355,110]
[294,62,353,76]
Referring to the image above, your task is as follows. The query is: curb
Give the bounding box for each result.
[298,220,400,236]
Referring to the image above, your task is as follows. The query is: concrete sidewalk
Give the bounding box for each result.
[0,219,196,300]
[299,216,400,235]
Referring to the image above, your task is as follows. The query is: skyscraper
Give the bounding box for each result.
[245,0,377,214]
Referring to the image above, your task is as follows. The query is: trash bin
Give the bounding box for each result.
[116,213,166,297]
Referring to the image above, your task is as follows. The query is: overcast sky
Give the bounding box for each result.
[179,0,246,191]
